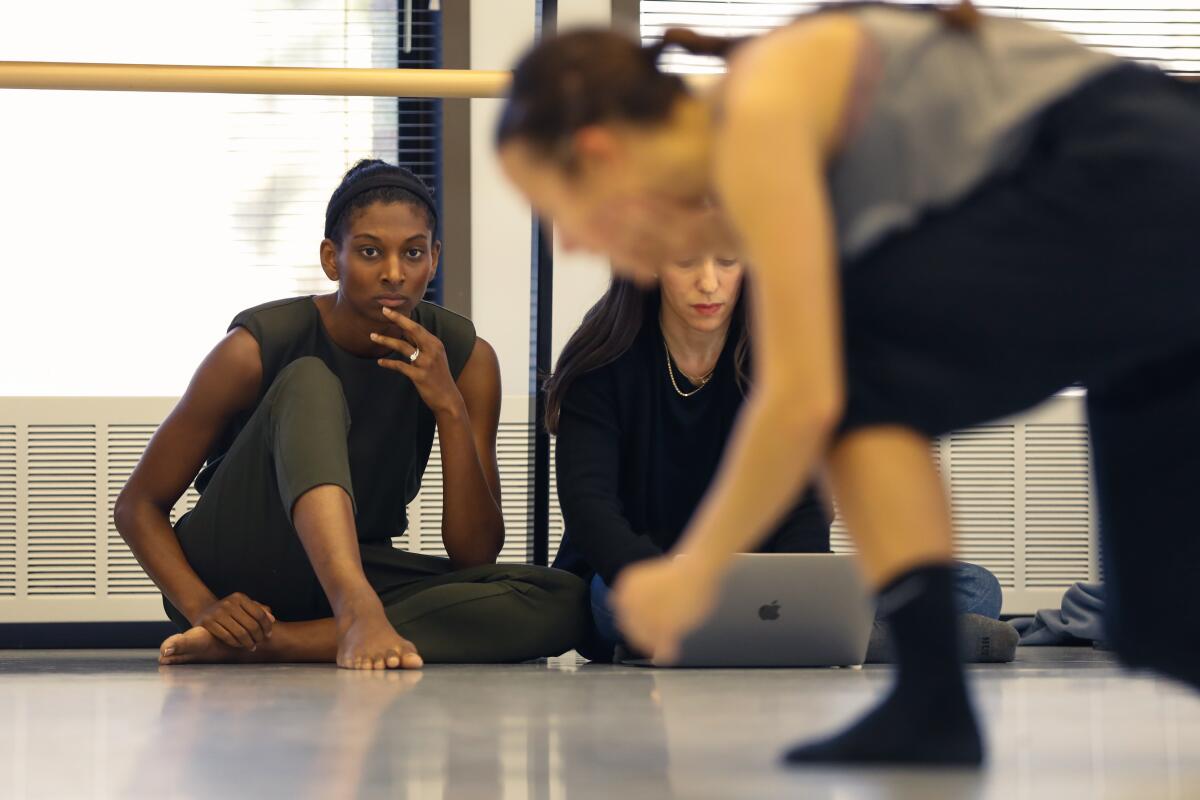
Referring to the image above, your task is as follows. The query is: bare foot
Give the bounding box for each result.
[159,626,256,666]
[336,608,423,671]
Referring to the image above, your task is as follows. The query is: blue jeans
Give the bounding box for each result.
[588,561,1003,656]
[951,561,1003,619]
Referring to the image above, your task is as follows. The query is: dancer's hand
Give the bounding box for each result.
[373,308,464,417]
[192,592,275,649]
[612,555,723,664]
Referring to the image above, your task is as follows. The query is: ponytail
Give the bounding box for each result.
[938,1,982,31]
[649,28,749,63]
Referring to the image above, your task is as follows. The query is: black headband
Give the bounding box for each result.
[323,170,438,240]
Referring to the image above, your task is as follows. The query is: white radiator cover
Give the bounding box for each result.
[829,393,1096,612]
[0,393,1091,623]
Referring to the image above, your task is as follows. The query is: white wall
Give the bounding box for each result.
[469,0,537,399]
[468,0,620,382]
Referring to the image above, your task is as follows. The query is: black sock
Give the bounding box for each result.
[783,563,984,766]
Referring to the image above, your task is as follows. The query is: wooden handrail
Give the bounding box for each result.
[0,61,511,98]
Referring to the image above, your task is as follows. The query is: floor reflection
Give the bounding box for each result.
[125,666,423,797]
[0,649,1197,799]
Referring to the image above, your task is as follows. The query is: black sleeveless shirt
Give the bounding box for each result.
[195,296,477,542]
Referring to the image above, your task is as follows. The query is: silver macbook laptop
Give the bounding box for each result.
[623,553,874,668]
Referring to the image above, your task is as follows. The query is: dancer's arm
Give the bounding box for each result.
[438,337,505,565]
[762,488,833,553]
[114,328,274,647]
[613,16,861,658]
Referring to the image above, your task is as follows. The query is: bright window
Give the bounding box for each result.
[0,1,402,396]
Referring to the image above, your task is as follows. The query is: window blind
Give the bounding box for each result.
[396,5,445,304]
[642,1,1200,75]
[0,1,439,396]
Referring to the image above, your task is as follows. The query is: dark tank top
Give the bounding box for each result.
[195,296,477,542]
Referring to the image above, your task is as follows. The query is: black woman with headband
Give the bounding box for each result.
[116,159,586,669]
[497,1,1200,766]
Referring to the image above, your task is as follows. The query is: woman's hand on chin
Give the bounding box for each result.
[611,553,724,664]
[372,308,465,418]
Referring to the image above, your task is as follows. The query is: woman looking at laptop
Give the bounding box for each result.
[549,251,1013,662]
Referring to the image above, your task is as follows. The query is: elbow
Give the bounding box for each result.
[488,520,505,564]
[487,509,505,555]
[113,489,168,543]
[112,490,137,538]
[757,383,844,443]
[457,521,505,569]
[453,547,502,571]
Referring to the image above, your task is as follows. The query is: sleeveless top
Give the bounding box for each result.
[195,296,477,542]
[829,6,1119,259]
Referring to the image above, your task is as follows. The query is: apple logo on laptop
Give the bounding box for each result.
[758,601,781,621]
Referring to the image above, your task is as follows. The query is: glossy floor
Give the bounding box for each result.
[1,647,1197,799]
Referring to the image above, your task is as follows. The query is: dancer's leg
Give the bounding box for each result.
[785,426,982,766]
[164,357,418,669]
[367,549,587,663]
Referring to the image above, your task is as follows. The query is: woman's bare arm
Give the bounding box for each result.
[370,312,505,568]
[437,337,505,567]
[113,328,269,645]
[670,15,860,572]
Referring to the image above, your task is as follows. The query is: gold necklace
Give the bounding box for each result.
[663,336,716,398]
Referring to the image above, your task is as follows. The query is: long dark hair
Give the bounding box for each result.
[496,2,980,157]
[544,279,752,435]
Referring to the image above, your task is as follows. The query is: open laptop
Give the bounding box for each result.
[622,553,875,668]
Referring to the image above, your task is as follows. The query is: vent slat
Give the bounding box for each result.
[105,424,161,594]
[1025,422,1093,587]
[835,419,1093,594]
[950,425,1016,587]
[26,425,99,593]
[0,425,14,596]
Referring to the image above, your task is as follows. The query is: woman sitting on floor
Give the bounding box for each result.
[115,159,586,669]
[549,250,1013,662]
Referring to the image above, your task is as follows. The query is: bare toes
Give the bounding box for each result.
[160,634,185,659]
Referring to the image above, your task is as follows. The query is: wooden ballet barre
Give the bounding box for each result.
[1,59,1184,99]
[0,61,511,98]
